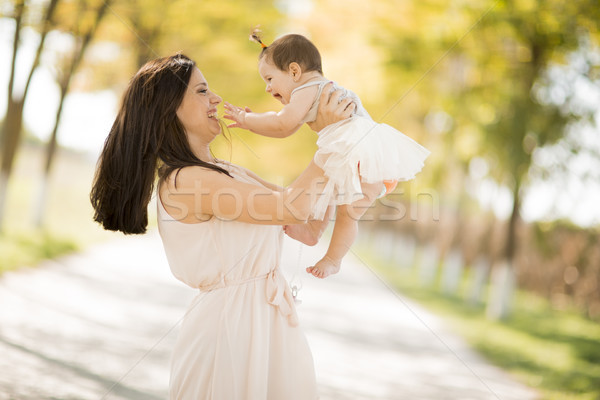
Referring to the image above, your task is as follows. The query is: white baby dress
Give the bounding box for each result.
[293,80,431,219]
[157,162,318,400]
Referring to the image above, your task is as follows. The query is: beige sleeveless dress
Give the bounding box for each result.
[157,163,318,399]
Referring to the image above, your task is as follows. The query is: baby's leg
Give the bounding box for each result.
[306,205,356,278]
[307,181,383,279]
[284,206,334,246]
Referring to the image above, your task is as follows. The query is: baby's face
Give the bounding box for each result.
[258,58,297,105]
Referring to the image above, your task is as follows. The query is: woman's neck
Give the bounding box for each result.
[187,134,215,163]
[196,148,215,163]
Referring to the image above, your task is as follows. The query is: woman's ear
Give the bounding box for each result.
[288,62,302,81]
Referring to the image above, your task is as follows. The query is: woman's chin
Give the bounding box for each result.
[209,118,221,133]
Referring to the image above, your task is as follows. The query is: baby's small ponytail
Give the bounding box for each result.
[250,26,268,49]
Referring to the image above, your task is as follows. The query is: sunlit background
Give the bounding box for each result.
[1,0,599,399]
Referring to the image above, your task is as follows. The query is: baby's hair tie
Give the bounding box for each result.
[250,26,268,48]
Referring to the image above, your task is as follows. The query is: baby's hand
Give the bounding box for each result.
[224,102,251,129]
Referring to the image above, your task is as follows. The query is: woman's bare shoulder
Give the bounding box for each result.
[158,166,234,223]
[164,165,232,191]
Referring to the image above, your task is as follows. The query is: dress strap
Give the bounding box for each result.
[291,80,328,96]
[292,80,334,124]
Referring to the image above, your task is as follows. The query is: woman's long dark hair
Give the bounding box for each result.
[90,54,231,234]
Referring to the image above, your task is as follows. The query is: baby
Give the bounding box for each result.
[225,33,429,278]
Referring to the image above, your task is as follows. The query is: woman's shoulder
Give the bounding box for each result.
[158,164,237,223]
[165,164,233,190]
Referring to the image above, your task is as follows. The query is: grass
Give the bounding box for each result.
[0,231,78,273]
[0,144,124,274]
[356,241,600,400]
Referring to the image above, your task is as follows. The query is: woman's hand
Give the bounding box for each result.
[307,82,355,132]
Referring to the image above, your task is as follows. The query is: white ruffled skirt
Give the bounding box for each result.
[312,116,430,219]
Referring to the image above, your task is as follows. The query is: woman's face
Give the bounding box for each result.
[258,58,295,105]
[176,67,222,141]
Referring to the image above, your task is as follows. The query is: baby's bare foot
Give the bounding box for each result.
[284,224,318,246]
[306,256,341,279]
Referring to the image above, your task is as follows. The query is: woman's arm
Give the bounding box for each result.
[237,166,284,192]
[160,163,323,225]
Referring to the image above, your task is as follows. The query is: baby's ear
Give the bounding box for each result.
[289,62,302,79]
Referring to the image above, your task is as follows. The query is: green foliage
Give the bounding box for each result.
[65,0,600,204]
[372,0,599,190]
[83,0,319,179]
[0,231,78,274]
[53,0,109,34]
[359,245,600,400]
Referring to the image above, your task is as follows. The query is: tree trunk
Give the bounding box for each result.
[0,171,9,229]
[486,34,543,319]
[0,0,60,230]
[3,0,24,114]
[442,249,463,295]
[33,0,111,227]
[505,179,521,262]
[487,179,521,320]
[33,86,65,227]
[0,0,25,230]
[0,99,25,175]
[419,243,439,286]
[0,100,25,228]
[487,260,516,320]
[468,257,490,306]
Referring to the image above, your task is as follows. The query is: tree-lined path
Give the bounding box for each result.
[0,232,537,400]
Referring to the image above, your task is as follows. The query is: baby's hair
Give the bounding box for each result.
[256,33,323,75]
[249,26,268,49]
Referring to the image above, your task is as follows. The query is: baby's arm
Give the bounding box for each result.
[307,181,382,279]
[224,86,317,138]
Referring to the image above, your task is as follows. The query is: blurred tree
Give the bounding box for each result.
[373,0,600,318]
[32,0,112,226]
[467,0,598,319]
[23,0,285,228]
[127,0,168,68]
[0,0,60,230]
[78,0,288,179]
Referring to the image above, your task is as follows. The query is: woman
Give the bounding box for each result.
[90,53,354,399]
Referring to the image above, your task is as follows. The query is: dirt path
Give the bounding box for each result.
[0,231,537,400]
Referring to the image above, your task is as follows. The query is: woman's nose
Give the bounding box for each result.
[211,92,222,104]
